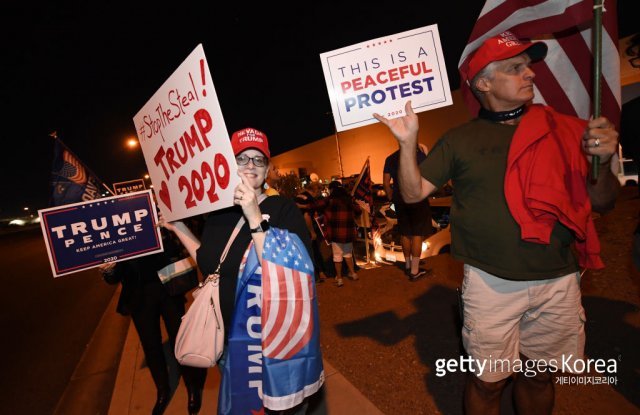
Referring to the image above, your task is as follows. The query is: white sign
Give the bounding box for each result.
[320,25,452,132]
[133,44,240,221]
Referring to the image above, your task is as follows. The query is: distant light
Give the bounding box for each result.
[149,184,154,188]
[23,207,29,211]
[144,174,150,179]
[9,219,25,226]
[31,217,40,224]
[126,138,139,149]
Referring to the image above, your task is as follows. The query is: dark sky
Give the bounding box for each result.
[2,2,635,217]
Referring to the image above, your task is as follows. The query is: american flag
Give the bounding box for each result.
[262,229,315,359]
[50,139,106,206]
[459,0,620,127]
[261,228,324,410]
[220,227,323,414]
[351,158,373,215]
[61,150,87,185]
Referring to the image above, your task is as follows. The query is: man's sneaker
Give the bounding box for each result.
[408,268,432,281]
[334,278,344,287]
[347,272,359,281]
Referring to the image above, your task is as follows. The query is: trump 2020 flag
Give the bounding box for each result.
[218,228,324,414]
[459,0,620,127]
[351,158,373,216]
[50,139,104,206]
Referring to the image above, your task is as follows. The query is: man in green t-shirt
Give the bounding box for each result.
[374,32,619,415]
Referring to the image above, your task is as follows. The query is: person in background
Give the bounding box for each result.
[160,127,323,414]
[375,32,619,415]
[324,180,362,287]
[99,229,207,415]
[383,143,434,280]
[296,181,330,283]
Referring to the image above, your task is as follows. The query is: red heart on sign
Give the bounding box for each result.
[158,181,172,212]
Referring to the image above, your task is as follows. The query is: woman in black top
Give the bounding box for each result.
[160,128,314,413]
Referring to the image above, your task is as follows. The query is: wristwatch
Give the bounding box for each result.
[250,219,270,233]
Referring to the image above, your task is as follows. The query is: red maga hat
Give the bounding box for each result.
[230,127,270,158]
[463,31,548,84]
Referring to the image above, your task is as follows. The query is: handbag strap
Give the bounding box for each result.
[213,192,268,275]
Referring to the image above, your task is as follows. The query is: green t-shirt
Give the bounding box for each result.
[420,118,579,281]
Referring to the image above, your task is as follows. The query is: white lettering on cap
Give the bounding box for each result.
[239,136,264,143]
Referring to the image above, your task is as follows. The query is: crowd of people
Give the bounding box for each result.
[99,31,621,415]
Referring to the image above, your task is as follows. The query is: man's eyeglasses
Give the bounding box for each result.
[236,154,268,167]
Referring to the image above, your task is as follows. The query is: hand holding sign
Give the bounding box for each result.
[234,170,263,229]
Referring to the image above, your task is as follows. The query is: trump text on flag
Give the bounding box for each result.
[133,44,241,221]
[320,25,452,132]
[38,190,164,277]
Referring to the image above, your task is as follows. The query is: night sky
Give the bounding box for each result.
[2,2,635,217]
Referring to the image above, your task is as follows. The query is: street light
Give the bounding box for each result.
[126,138,139,149]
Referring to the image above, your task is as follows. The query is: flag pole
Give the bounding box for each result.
[326,112,344,178]
[350,157,369,197]
[352,157,378,268]
[591,0,604,180]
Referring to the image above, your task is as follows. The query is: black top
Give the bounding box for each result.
[196,196,312,336]
[105,230,186,315]
[383,148,428,202]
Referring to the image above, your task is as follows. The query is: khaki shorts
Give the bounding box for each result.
[331,242,353,262]
[461,265,586,382]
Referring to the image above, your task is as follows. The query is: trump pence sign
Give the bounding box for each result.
[38,190,163,277]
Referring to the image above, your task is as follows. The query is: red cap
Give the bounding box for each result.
[230,127,270,158]
[463,31,547,84]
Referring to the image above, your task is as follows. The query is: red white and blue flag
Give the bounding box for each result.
[351,158,373,216]
[459,0,620,127]
[218,228,324,414]
[50,139,106,206]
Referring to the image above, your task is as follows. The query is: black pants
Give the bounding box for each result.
[130,282,207,394]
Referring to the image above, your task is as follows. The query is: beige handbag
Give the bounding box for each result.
[174,219,244,368]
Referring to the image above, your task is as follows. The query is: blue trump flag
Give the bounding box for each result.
[219,227,324,414]
[50,139,104,206]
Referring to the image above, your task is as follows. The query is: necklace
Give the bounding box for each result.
[478,105,525,123]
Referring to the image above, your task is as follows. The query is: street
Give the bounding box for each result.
[0,227,116,415]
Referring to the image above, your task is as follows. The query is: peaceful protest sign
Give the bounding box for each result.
[38,190,163,277]
[320,25,452,132]
[133,44,240,222]
[113,179,146,195]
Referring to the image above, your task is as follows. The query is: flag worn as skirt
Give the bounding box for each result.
[218,227,324,414]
